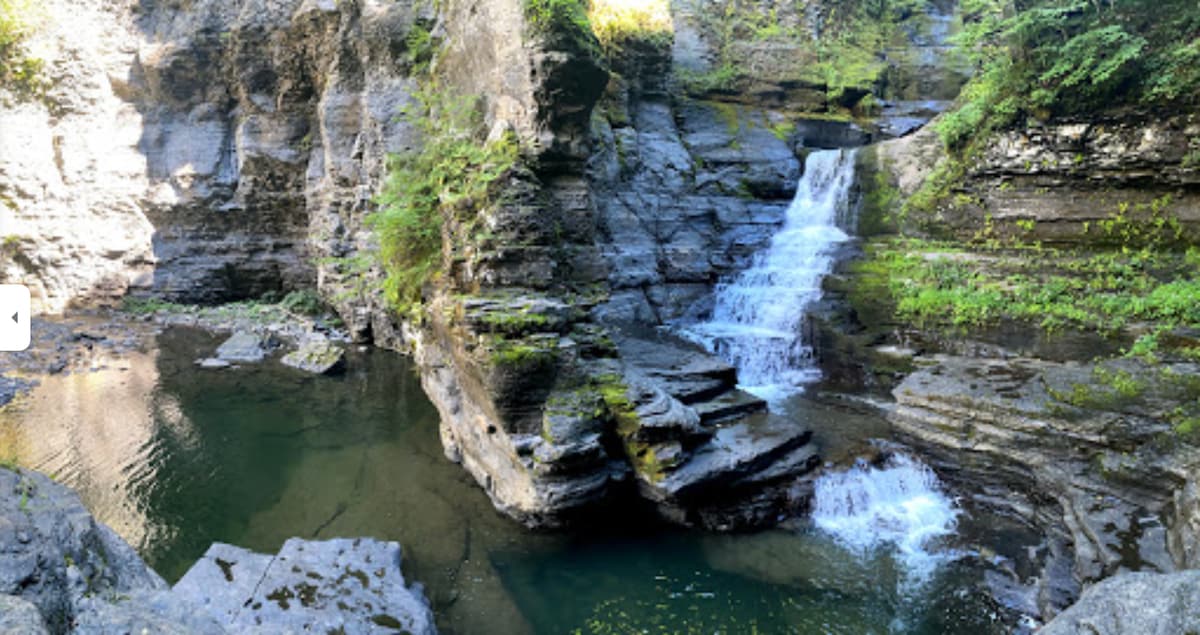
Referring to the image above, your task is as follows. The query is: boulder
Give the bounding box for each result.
[0,594,49,634]
[0,467,171,632]
[280,337,346,375]
[173,538,437,635]
[1039,571,1200,635]
[214,331,272,363]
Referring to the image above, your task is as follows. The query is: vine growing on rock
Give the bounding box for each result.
[371,87,519,315]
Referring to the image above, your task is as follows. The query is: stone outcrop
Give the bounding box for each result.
[0,594,50,634]
[0,467,437,634]
[0,467,219,633]
[404,1,826,529]
[280,335,345,374]
[889,355,1200,617]
[860,112,1200,242]
[1038,570,1200,635]
[174,538,436,635]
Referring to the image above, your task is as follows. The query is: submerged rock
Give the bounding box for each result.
[214,331,273,363]
[280,337,346,375]
[1039,571,1200,635]
[173,538,436,635]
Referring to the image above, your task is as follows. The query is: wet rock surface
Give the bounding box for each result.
[890,355,1200,617]
[1038,570,1200,635]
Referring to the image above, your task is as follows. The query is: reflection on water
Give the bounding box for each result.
[0,326,1025,634]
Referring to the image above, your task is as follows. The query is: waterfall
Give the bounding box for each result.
[812,454,959,581]
[682,149,857,402]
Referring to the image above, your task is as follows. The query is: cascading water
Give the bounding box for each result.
[682,149,857,402]
[812,454,959,582]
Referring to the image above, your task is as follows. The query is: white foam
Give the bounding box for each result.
[680,149,856,404]
[812,454,959,582]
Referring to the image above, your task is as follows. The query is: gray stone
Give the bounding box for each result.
[891,355,1200,615]
[0,594,49,635]
[214,331,271,363]
[74,591,227,635]
[280,337,346,375]
[1039,571,1200,635]
[0,468,169,632]
[196,358,232,369]
[173,538,437,635]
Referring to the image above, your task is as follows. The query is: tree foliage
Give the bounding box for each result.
[939,0,1200,149]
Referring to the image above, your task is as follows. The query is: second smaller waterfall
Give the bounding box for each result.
[682,149,857,402]
[812,454,959,581]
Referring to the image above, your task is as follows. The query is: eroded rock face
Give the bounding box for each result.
[1038,570,1200,635]
[861,113,1200,242]
[890,356,1200,617]
[0,467,215,633]
[0,0,430,315]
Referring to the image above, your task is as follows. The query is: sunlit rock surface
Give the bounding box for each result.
[0,466,437,634]
[1038,570,1200,635]
[174,538,436,635]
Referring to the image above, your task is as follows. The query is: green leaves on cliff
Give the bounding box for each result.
[371,89,518,314]
[0,0,44,96]
[938,0,1200,149]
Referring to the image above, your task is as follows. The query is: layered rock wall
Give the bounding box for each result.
[0,0,429,315]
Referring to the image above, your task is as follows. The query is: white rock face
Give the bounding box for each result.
[0,0,156,313]
[0,0,428,317]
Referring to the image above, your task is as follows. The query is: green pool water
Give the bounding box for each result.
[0,326,1031,634]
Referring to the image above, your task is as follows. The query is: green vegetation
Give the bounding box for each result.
[371,87,519,315]
[280,290,324,316]
[1042,362,1200,437]
[680,0,923,112]
[593,373,667,482]
[938,0,1200,150]
[120,291,332,322]
[856,237,1200,334]
[0,0,43,96]
[525,0,603,58]
[587,0,673,59]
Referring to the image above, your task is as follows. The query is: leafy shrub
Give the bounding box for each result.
[280,290,324,316]
[587,0,673,58]
[0,0,43,95]
[370,87,519,315]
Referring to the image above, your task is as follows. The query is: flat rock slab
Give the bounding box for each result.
[173,538,436,635]
[651,415,816,500]
[214,331,273,363]
[281,337,345,374]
